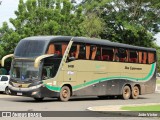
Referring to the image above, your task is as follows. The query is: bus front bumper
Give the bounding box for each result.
[8,84,59,98]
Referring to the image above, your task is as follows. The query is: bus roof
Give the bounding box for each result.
[22,36,156,52]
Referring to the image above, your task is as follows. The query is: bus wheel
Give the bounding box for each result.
[59,86,71,102]
[131,86,139,99]
[5,87,10,95]
[34,97,44,102]
[122,85,131,100]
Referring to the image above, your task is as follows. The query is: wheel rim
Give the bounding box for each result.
[62,89,68,98]
[133,87,139,97]
[124,88,130,98]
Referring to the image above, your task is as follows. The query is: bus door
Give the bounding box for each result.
[63,44,79,84]
[63,63,77,83]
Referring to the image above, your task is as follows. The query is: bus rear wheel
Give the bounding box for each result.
[122,85,131,100]
[59,86,71,102]
[131,86,139,99]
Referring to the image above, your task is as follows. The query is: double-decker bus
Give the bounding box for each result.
[1,36,156,101]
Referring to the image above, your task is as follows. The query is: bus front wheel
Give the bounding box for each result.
[131,86,139,99]
[59,86,71,102]
[122,85,131,100]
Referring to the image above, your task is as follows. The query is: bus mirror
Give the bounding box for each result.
[34,54,54,68]
[1,54,14,67]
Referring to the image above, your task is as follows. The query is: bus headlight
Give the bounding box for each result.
[31,91,38,96]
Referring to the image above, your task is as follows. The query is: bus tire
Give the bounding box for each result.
[59,86,71,102]
[5,87,10,95]
[131,86,139,99]
[34,97,44,101]
[122,85,131,100]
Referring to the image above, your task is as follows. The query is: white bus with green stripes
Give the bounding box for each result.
[1,36,157,101]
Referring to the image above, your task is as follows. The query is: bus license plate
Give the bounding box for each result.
[17,92,23,96]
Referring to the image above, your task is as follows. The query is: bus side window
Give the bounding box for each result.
[119,48,127,62]
[114,48,119,61]
[129,50,138,63]
[91,45,97,60]
[78,44,86,59]
[138,51,142,63]
[115,48,127,62]
[139,51,147,64]
[67,43,86,61]
[102,47,114,61]
[142,52,147,64]
[148,52,155,64]
[86,45,90,60]
[47,44,55,54]
[95,47,101,60]
[68,44,77,61]
[54,44,62,57]
[62,43,68,55]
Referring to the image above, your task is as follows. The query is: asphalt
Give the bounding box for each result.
[87,84,160,117]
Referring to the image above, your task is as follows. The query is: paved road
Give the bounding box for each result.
[0,93,160,111]
[0,93,159,120]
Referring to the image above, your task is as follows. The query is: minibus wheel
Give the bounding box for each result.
[5,87,10,95]
[59,86,71,102]
[131,86,139,99]
[122,85,131,100]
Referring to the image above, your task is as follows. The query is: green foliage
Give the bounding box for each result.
[0,0,85,58]
[100,0,160,47]
[80,13,105,38]
[0,0,160,63]
[80,0,160,47]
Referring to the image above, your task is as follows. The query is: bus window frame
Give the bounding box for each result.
[101,46,114,61]
[128,49,138,63]
[66,42,86,62]
[46,41,69,56]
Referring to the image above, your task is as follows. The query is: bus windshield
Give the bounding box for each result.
[14,40,46,57]
[11,61,39,81]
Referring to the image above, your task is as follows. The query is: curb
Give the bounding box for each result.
[87,103,160,111]
[87,103,160,117]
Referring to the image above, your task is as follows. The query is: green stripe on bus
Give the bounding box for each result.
[44,84,61,92]
[73,63,156,90]
[44,63,156,92]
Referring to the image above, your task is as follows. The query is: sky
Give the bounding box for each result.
[0,0,160,46]
[0,0,19,28]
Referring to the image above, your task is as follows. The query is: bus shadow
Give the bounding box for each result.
[4,95,148,103]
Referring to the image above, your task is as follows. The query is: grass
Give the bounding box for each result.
[121,105,160,111]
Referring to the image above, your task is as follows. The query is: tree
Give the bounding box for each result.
[80,12,105,38]
[80,0,160,47]
[0,0,85,58]
[0,22,19,56]
[101,0,160,47]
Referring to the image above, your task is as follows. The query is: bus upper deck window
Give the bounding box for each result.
[148,52,155,64]
[129,51,138,63]
[67,44,78,61]
[102,47,114,61]
[47,44,55,54]
[115,48,127,62]
[91,46,97,60]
